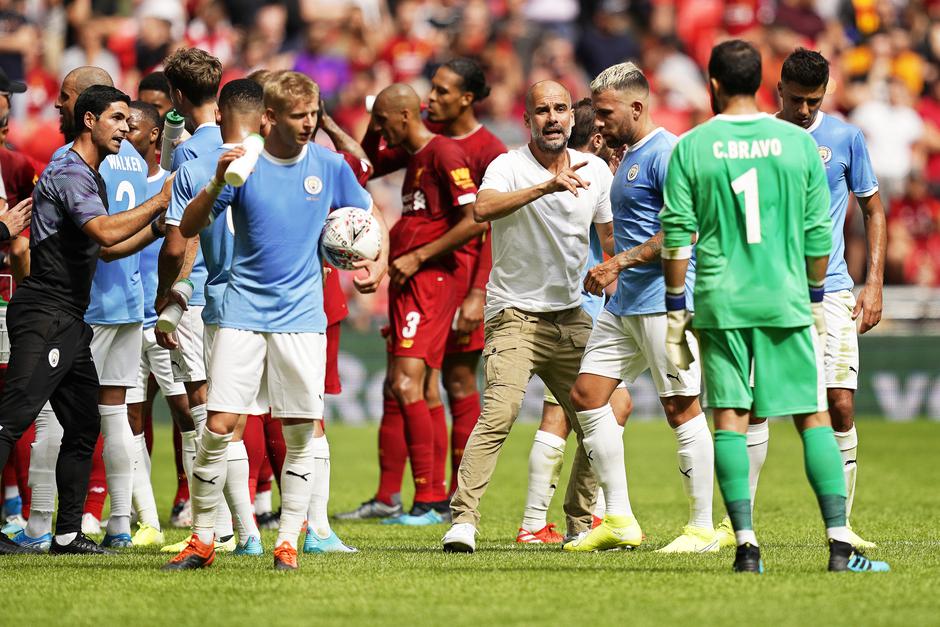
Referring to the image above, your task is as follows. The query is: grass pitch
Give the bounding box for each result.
[2,420,938,626]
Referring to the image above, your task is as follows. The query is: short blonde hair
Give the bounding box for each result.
[264,71,320,114]
[590,62,648,95]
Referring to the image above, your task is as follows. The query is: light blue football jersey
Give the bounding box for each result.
[139,168,170,327]
[220,143,372,333]
[580,228,605,321]
[606,128,694,317]
[806,112,879,292]
[54,140,148,324]
[171,123,222,172]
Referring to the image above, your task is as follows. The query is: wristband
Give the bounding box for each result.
[809,285,824,304]
[150,220,165,239]
[662,245,692,260]
[205,177,224,196]
[665,286,686,311]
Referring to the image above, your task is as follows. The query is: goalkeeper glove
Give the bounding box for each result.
[665,289,694,370]
[810,282,826,338]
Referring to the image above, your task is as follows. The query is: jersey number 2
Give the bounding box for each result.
[115,180,136,212]
[731,168,761,244]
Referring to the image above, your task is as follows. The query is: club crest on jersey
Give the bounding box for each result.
[304,175,323,196]
[48,348,60,368]
[818,146,832,163]
[627,164,640,181]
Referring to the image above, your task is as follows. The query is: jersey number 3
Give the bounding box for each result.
[731,168,761,244]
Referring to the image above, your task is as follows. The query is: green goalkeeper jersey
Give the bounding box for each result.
[661,113,832,329]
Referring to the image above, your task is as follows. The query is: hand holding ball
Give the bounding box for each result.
[320,208,383,270]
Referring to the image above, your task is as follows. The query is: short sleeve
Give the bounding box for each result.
[478,153,513,194]
[848,129,879,198]
[661,140,697,248]
[330,158,372,211]
[591,158,613,224]
[210,185,234,221]
[61,164,108,227]
[803,134,833,258]
[436,141,478,207]
[165,165,193,226]
[341,151,372,187]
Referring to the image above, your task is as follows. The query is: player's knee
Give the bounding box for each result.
[570,382,600,412]
[444,368,477,399]
[389,373,421,404]
[611,391,633,424]
[828,391,855,431]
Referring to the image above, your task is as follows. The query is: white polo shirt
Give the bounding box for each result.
[479,145,613,321]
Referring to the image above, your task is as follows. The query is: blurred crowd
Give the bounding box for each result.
[2,0,940,322]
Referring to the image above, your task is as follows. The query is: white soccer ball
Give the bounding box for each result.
[320,207,382,270]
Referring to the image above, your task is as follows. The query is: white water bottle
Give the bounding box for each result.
[156,279,194,333]
[224,134,265,187]
[159,110,186,170]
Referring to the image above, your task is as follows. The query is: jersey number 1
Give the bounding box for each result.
[731,168,761,244]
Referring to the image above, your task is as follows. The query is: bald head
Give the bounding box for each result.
[525,80,570,114]
[375,83,422,116]
[58,66,114,141]
[67,66,114,94]
[369,83,427,148]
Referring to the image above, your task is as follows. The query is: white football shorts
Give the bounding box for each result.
[823,290,859,390]
[170,305,206,383]
[127,326,186,404]
[90,322,143,388]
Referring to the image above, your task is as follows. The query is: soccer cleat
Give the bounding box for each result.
[2,514,27,536]
[733,543,764,573]
[0,532,42,555]
[516,523,564,544]
[131,523,165,547]
[846,524,877,550]
[828,539,889,573]
[303,530,358,554]
[168,500,192,528]
[442,523,476,553]
[50,532,114,555]
[11,530,52,552]
[562,530,589,547]
[381,509,444,526]
[334,495,403,520]
[215,534,237,553]
[257,510,279,529]
[161,539,190,553]
[162,535,215,570]
[101,533,133,548]
[563,515,643,552]
[81,513,102,536]
[656,525,721,553]
[234,536,264,556]
[273,542,299,570]
[716,516,737,549]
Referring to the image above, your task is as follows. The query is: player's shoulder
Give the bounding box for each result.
[812,112,863,143]
[307,141,348,170]
[429,133,469,157]
[571,149,613,181]
[470,124,508,152]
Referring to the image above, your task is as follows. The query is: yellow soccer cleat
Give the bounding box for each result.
[215,535,238,553]
[846,524,876,550]
[161,538,190,553]
[563,515,642,552]
[655,525,720,553]
[131,523,165,547]
[716,517,737,549]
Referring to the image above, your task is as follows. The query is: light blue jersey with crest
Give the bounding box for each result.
[606,128,694,316]
[806,112,878,292]
[140,168,170,327]
[54,139,148,324]
[220,143,372,333]
[580,228,605,320]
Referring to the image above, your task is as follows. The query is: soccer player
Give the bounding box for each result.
[365,83,484,525]
[340,58,505,521]
[659,40,888,573]
[138,72,173,117]
[163,71,388,571]
[564,64,717,553]
[753,48,885,550]
[516,98,630,545]
[442,80,614,553]
[0,84,170,556]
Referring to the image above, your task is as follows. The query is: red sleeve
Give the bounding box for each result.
[435,139,478,208]
[361,127,409,177]
[470,228,492,291]
[340,151,373,187]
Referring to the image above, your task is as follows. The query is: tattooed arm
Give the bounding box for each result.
[583,231,664,296]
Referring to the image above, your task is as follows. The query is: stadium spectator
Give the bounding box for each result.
[886,174,940,287]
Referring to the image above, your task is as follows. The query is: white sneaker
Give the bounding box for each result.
[442,523,476,553]
[81,513,101,535]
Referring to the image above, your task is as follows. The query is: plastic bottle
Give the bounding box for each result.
[159,110,186,170]
[224,134,265,187]
[156,279,194,333]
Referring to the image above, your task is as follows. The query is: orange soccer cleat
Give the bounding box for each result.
[274,542,299,570]
[162,534,215,571]
[515,523,564,544]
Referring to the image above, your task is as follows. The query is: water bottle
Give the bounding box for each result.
[156,279,194,333]
[224,134,265,187]
[159,110,186,170]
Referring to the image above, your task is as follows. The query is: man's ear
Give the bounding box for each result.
[84,110,97,131]
[523,110,531,129]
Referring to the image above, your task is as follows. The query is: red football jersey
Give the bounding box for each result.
[0,146,38,206]
[388,135,478,262]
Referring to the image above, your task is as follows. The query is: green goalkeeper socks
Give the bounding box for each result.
[801,426,848,529]
[715,430,752,531]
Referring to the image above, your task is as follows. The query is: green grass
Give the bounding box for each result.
[3,420,939,626]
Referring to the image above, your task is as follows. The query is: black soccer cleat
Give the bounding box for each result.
[0,533,42,555]
[732,543,764,574]
[828,539,890,573]
[50,532,115,555]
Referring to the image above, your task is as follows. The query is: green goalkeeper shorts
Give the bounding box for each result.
[697,325,826,417]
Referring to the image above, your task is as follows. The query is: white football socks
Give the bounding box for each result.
[746,420,770,512]
[255,489,273,515]
[131,433,160,530]
[674,413,714,529]
[577,404,633,518]
[834,427,858,520]
[225,440,260,542]
[191,428,231,545]
[277,422,315,550]
[191,404,208,435]
[100,404,135,537]
[521,430,566,532]
[25,404,61,538]
[592,487,606,519]
[181,429,198,485]
[307,435,331,538]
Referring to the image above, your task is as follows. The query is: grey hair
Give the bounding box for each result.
[590,62,649,95]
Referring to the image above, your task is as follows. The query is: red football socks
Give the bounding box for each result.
[377,396,407,505]
[448,392,480,495]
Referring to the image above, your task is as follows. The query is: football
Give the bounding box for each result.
[320,207,383,270]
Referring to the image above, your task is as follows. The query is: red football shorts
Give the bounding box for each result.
[324,321,341,395]
[444,257,484,355]
[387,265,455,369]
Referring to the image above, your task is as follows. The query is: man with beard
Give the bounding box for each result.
[442,80,614,553]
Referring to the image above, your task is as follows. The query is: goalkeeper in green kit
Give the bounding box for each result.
[659,40,889,574]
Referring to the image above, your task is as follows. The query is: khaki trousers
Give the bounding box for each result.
[450,306,597,534]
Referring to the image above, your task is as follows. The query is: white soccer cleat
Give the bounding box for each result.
[846,524,876,550]
[81,513,102,536]
[442,523,476,553]
[655,525,720,553]
[716,517,736,549]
